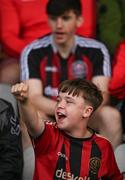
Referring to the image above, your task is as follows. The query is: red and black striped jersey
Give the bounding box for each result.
[21,34,111,100]
[33,122,122,180]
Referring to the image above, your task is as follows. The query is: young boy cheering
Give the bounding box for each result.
[11,79,122,179]
[20,0,122,149]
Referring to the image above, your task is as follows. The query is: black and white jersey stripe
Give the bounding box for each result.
[20,35,111,81]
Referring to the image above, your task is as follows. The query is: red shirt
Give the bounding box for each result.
[109,40,125,99]
[77,0,96,38]
[33,122,122,180]
[0,0,96,58]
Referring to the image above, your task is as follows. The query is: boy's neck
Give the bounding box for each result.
[65,127,93,139]
[58,46,72,59]
[53,36,76,59]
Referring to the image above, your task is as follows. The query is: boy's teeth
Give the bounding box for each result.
[58,112,63,115]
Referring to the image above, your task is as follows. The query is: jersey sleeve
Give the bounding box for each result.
[107,143,123,180]
[109,40,125,99]
[20,41,41,81]
[34,122,60,156]
[98,140,122,179]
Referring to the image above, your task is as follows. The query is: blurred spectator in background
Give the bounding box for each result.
[0,98,23,180]
[109,40,125,134]
[20,0,122,149]
[96,0,125,57]
[0,0,96,58]
[0,83,32,180]
[0,0,50,85]
[97,0,125,144]
[115,143,125,178]
[77,0,96,38]
[0,0,50,58]
[0,45,20,85]
[0,0,96,85]
[109,40,125,100]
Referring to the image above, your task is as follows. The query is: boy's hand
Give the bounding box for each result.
[11,82,28,102]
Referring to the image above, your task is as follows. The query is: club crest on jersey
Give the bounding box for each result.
[89,157,101,175]
[72,60,87,78]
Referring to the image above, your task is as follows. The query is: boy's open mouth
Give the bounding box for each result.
[57,112,66,120]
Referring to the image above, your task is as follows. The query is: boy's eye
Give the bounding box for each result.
[66,100,72,104]
[49,16,57,21]
[56,97,61,103]
[62,16,71,21]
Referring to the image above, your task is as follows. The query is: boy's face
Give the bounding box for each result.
[55,91,93,135]
[48,10,83,45]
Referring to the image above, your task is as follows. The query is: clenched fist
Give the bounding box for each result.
[11,82,29,102]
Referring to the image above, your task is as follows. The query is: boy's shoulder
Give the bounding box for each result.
[21,34,52,56]
[94,133,113,150]
[76,35,108,50]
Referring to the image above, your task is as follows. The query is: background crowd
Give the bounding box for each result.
[0,0,125,179]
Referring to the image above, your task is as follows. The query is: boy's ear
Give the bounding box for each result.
[82,105,93,118]
[77,16,84,28]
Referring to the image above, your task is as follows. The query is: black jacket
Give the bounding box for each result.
[0,98,23,180]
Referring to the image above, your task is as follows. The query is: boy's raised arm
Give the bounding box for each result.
[11,82,45,138]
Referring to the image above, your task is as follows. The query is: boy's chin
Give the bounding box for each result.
[54,38,66,45]
[57,124,65,130]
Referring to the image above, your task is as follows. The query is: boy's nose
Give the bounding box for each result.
[56,18,63,28]
[57,100,65,108]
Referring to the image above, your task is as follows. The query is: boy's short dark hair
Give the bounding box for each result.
[46,0,82,17]
[58,78,103,112]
